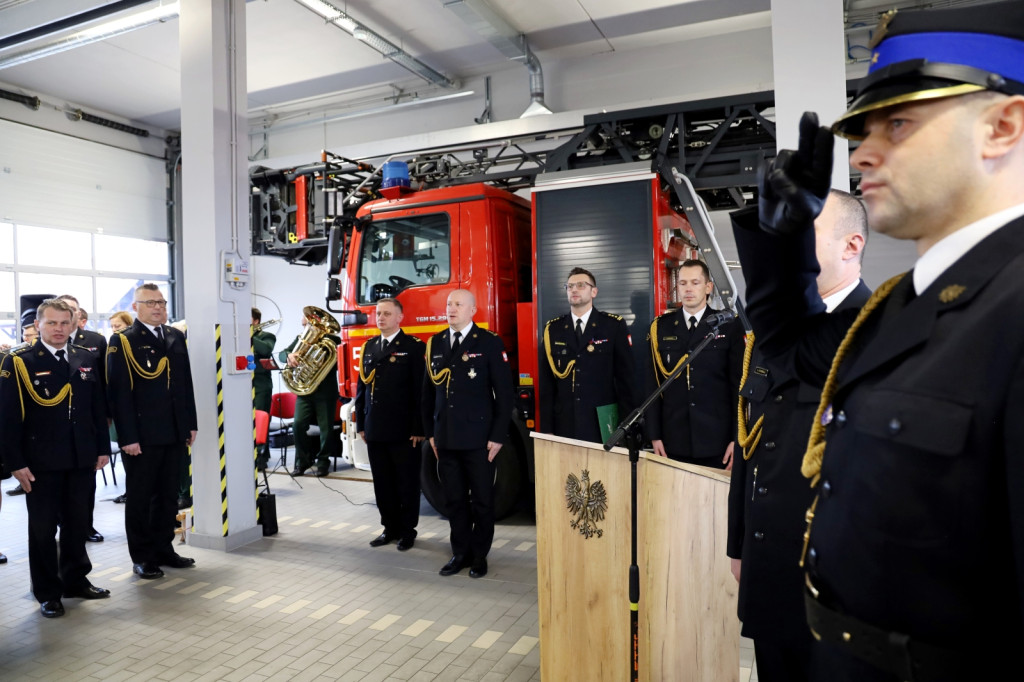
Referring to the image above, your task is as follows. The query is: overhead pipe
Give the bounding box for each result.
[293,0,459,89]
[441,0,552,118]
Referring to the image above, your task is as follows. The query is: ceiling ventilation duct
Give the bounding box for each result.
[442,0,553,118]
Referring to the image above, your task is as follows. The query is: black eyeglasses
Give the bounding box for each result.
[137,300,167,309]
[564,282,594,291]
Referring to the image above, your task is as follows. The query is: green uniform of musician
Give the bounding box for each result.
[279,312,340,477]
[251,308,276,471]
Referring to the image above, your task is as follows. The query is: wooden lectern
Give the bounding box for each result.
[533,432,739,681]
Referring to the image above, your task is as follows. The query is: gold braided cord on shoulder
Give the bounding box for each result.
[358,339,377,395]
[119,335,170,390]
[543,320,575,380]
[11,354,72,421]
[801,273,906,483]
[649,317,689,385]
[736,331,764,460]
[425,336,452,395]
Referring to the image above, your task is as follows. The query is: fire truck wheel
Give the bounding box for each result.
[419,441,523,521]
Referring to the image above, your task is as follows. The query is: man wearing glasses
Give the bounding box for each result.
[539,267,635,444]
[106,284,198,580]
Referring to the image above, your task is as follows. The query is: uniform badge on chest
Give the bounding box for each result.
[468,368,477,379]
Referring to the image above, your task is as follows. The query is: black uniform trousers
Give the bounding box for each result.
[437,446,495,561]
[366,439,420,540]
[122,442,184,564]
[755,636,812,682]
[25,468,95,602]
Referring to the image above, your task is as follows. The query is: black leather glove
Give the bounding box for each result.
[758,112,834,235]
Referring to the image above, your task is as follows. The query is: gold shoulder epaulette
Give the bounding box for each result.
[481,328,499,337]
[602,311,624,321]
[544,315,564,328]
[10,345,30,355]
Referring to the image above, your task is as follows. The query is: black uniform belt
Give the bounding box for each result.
[804,575,964,682]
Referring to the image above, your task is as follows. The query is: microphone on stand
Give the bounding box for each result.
[703,310,735,328]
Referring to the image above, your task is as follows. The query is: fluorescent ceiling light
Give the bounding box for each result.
[263,90,475,133]
[0,2,180,70]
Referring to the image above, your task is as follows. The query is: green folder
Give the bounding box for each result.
[597,403,620,444]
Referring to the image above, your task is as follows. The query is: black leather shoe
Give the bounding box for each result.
[63,584,110,600]
[87,531,103,543]
[397,537,415,552]
[158,554,196,569]
[0,552,7,564]
[133,563,164,579]
[439,555,468,577]
[369,533,393,548]
[291,466,308,476]
[113,494,127,504]
[469,559,488,579]
[6,484,26,496]
[40,600,65,618]
[177,496,193,509]
[315,465,330,477]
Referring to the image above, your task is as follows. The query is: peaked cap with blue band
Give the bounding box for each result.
[833,1,1024,139]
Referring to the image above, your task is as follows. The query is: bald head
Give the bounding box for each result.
[446,289,477,330]
[815,190,868,299]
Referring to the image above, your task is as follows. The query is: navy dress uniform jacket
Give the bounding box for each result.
[0,342,111,473]
[106,319,198,448]
[355,330,426,442]
[727,280,870,643]
[643,307,745,462]
[733,206,1024,676]
[539,309,635,444]
[422,325,513,450]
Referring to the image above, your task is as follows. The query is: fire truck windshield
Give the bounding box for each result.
[357,212,451,304]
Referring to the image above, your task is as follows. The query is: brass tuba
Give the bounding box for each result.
[282,306,340,396]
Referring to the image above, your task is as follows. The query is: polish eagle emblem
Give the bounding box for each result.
[565,469,607,539]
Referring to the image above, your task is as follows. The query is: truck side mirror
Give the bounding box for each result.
[340,311,368,327]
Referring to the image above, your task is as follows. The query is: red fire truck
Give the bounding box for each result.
[252,94,778,517]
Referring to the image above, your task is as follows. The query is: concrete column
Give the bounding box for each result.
[771,0,850,190]
[179,0,261,551]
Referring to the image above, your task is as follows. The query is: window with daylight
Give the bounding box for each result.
[0,223,171,340]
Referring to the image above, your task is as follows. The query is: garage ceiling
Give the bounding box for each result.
[0,0,992,133]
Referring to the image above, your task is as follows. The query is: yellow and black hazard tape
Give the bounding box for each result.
[215,324,228,536]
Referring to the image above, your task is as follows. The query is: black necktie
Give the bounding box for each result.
[56,349,68,374]
[689,315,698,331]
[451,331,462,356]
[380,337,389,354]
[155,326,165,344]
[575,318,583,343]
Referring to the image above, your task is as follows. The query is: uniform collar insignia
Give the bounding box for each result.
[938,284,966,303]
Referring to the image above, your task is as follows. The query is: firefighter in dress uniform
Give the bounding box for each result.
[423,289,512,579]
[0,299,111,618]
[539,267,635,444]
[727,190,870,682]
[356,297,426,551]
[644,259,745,469]
[732,5,1024,679]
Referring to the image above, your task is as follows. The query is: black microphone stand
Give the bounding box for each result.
[603,321,728,682]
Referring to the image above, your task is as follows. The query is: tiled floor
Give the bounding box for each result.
[0,456,756,681]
